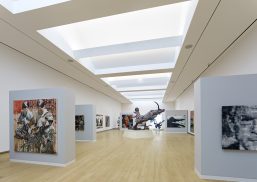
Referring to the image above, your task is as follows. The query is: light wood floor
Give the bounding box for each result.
[0,130,222,182]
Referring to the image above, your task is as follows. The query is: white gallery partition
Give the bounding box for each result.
[195,74,257,181]
[9,88,75,167]
[75,105,96,141]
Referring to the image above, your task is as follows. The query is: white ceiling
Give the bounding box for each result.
[0,0,256,103]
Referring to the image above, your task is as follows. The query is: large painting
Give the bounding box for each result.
[190,111,194,133]
[121,114,133,128]
[13,99,57,154]
[167,114,186,128]
[222,106,257,151]
[75,115,85,131]
[105,115,110,127]
[96,114,103,129]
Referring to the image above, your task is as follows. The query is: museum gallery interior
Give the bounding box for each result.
[0,0,256,182]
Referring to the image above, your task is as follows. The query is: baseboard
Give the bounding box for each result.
[164,131,187,133]
[76,140,96,142]
[10,159,75,167]
[0,150,9,154]
[187,132,195,135]
[96,129,113,133]
[195,168,257,182]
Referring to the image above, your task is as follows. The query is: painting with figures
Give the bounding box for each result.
[96,114,103,129]
[75,115,85,131]
[13,99,57,154]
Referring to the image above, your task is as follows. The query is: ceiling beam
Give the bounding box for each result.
[96,65,173,78]
[74,36,182,59]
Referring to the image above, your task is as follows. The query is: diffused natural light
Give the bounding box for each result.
[0,0,70,14]
[102,73,171,82]
[121,90,166,100]
[38,1,190,51]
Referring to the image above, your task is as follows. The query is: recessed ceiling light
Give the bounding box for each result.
[67,59,74,62]
[185,44,193,49]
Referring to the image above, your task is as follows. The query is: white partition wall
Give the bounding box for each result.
[75,105,96,141]
[165,110,188,133]
[195,74,257,181]
[9,88,75,167]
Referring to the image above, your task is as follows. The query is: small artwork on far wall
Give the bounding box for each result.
[105,116,110,127]
[96,114,103,129]
[167,115,186,128]
[121,114,133,128]
[75,115,84,131]
[222,106,257,151]
[190,111,194,133]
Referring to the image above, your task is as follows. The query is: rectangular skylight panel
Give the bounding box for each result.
[121,90,165,97]
[116,85,168,92]
[126,95,164,99]
[38,1,191,50]
[102,73,171,83]
[0,0,70,14]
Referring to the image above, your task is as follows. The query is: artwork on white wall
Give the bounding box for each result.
[105,115,110,127]
[121,114,133,128]
[222,106,257,151]
[13,99,57,154]
[189,111,194,133]
[75,115,85,131]
[167,114,187,128]
[96,114,103,129]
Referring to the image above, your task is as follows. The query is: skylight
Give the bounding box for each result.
[0,0,70,14]
[79,47,179,75]
[38,1,190,53]
[36,1,195,102]
[121,90,166,100]
[102,73,171,98]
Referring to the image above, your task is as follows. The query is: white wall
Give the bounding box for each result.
[175,22,257,110]
[175,85,194,111]
[0,43,121,152]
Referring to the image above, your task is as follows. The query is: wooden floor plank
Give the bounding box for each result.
[0,130,222,182]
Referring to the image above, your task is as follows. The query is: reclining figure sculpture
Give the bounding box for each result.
[133,102,165,130]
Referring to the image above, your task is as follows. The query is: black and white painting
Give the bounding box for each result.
[167,115,186,128]
[105,115,110,127]
[96,114,103,129]
[75,115,84,131]
[190,111,194,133]
[222,106,257,151]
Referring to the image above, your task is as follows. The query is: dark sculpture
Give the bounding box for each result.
[154,120,164,130]
[133,102,165,130]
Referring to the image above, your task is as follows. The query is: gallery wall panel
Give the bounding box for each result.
[75,105,96,141]
[195,74,257,181]
[9,88,75,166]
